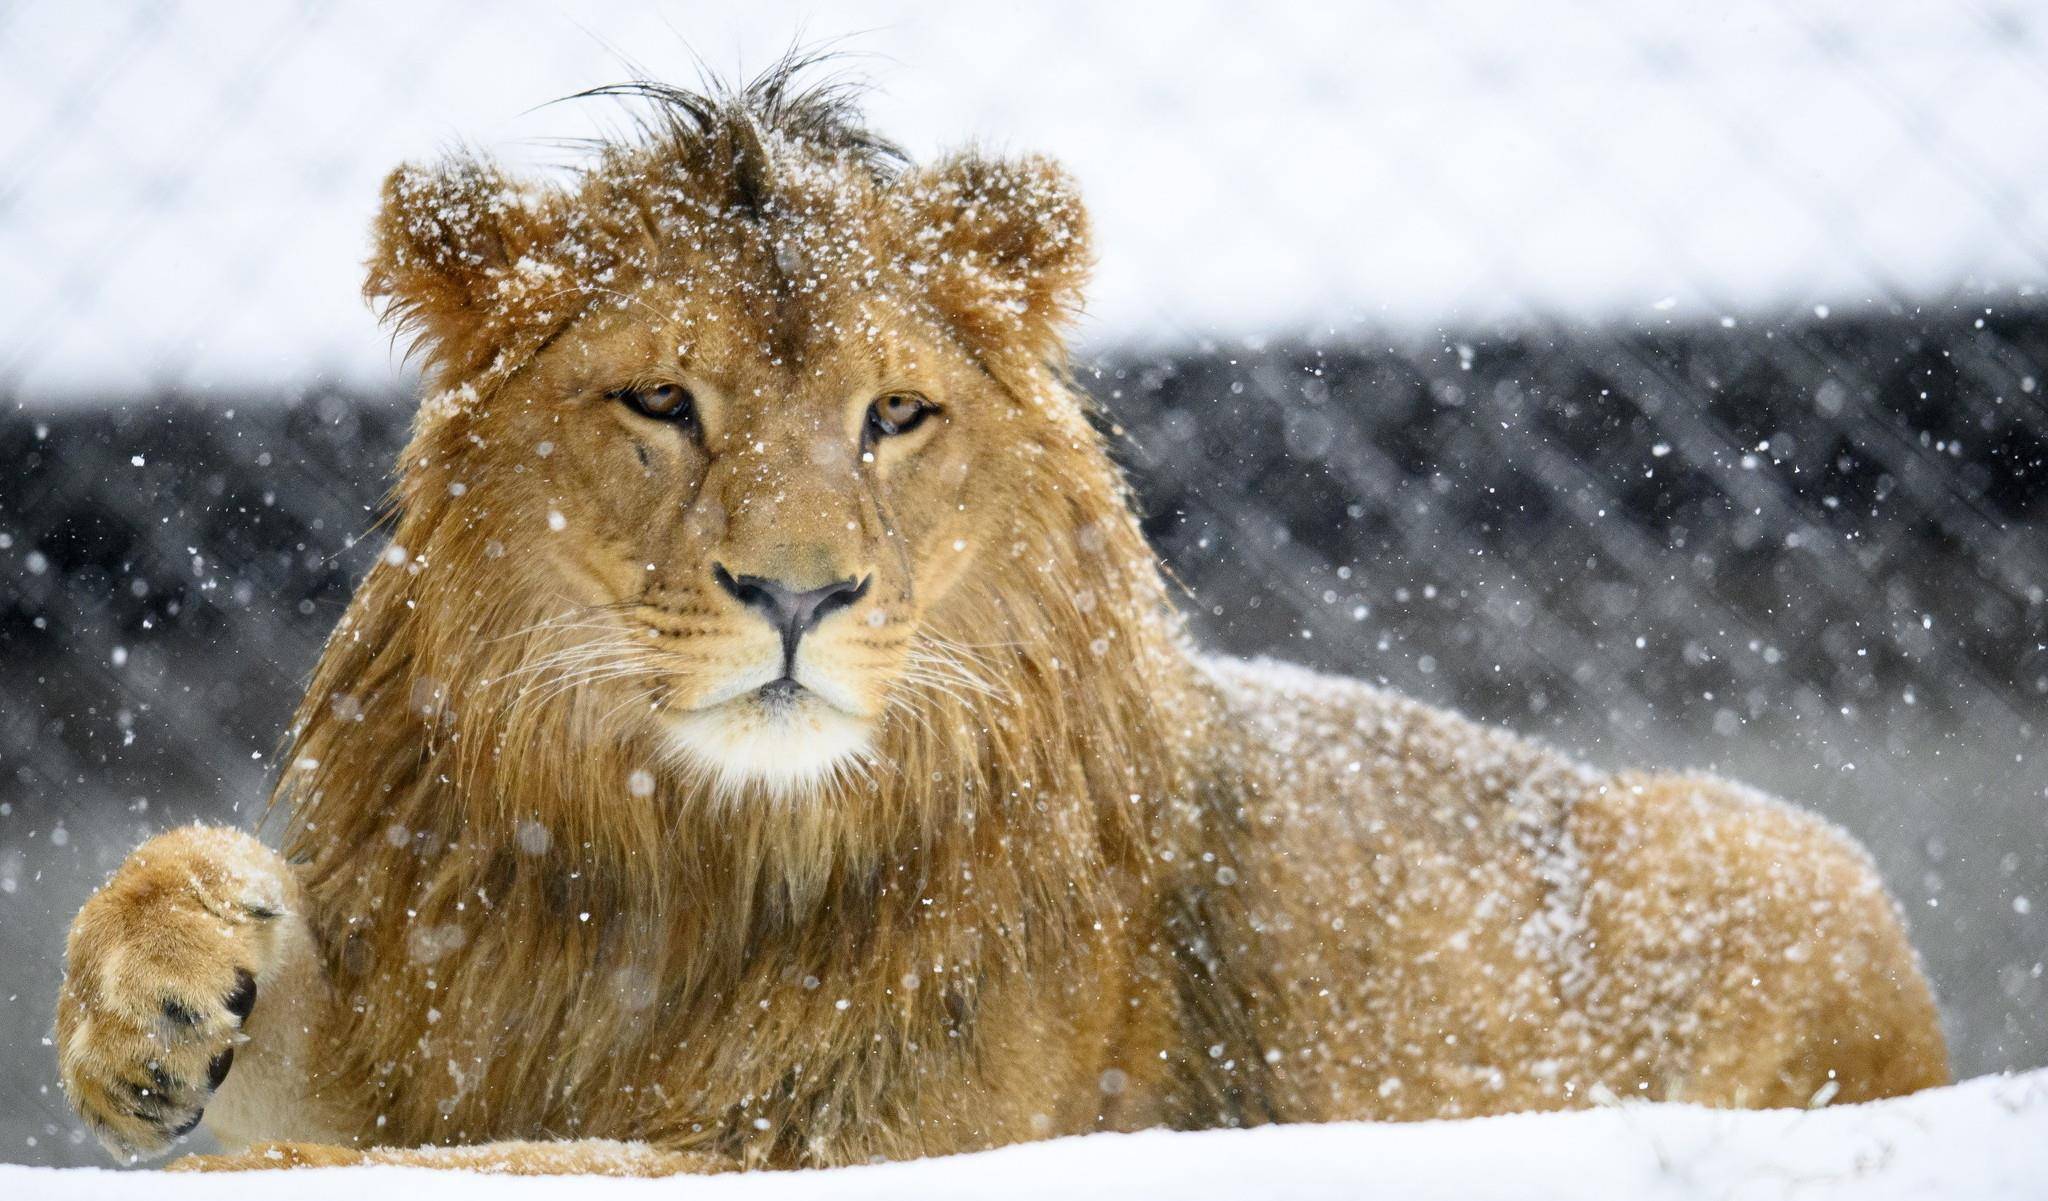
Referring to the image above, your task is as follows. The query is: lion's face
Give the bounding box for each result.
[368,113,1096,800]
[453,282,1015,794]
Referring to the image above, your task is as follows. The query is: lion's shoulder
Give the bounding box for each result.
[1193,653,1595,824]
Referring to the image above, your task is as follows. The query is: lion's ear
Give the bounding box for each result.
[365,158,566,378]
[901,153,1093,369]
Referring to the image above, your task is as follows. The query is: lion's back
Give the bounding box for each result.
[1182,655,1945,1120]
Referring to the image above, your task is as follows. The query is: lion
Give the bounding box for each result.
[55,63,1947,1176]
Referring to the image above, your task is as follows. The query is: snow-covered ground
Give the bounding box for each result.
[8,1070,2047,1201]
[4,0,2048,399]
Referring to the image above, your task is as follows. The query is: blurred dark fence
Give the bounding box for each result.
[2,302,2044,1164]
[1122,304,2048,745]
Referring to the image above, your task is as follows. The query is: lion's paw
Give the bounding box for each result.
[56,825,297,1160]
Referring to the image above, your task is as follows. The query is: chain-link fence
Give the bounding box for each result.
[3,0,2046,1171]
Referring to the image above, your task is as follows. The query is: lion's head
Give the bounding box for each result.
[281,66,1199,900]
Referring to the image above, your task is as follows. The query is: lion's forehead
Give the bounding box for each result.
[542,284,945,403]
[426,153,942,424]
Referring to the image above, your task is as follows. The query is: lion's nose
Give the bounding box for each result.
[712,564,871,669]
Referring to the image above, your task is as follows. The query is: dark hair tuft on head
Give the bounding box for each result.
[565,47,906,216]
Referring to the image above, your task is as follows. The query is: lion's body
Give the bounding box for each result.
[57,65,1946,1175]
[1194,660,1944,1120]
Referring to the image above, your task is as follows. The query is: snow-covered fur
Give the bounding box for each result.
[55,62,1946,1174]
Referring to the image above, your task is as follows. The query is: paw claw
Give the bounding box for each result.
[224,969,258,1021]
[207,1048,235,1090]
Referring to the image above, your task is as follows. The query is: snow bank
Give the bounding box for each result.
[9,1069,2045,1201]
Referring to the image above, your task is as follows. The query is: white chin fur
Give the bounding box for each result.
[662,697,873,799]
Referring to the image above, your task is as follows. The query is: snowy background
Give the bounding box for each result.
[2,0,2046,1178]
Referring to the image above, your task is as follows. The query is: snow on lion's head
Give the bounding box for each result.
[280,60,1196,904]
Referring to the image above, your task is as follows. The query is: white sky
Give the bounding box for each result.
[3,0,2046,399]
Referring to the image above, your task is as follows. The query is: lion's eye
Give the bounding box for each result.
[610,384,696,426]
[866,392,937,441]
